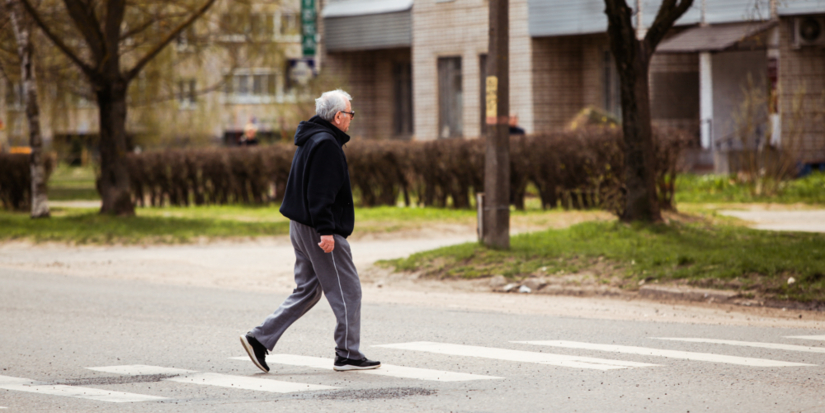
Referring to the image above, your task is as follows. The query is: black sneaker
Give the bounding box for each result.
[333,355,381,371]
[240,334,269,373]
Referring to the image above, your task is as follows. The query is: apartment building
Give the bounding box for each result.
[319,0,825,171]
[0,0,312,159]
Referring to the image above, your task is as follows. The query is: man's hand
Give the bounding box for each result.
[318,235,335,253]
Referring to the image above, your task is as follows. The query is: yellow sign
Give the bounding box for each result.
[485,76,498,124]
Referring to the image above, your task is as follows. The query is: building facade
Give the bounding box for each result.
[319,0,825,171]
[0,0,311,160]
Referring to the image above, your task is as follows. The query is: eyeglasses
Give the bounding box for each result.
[339,110,355,119]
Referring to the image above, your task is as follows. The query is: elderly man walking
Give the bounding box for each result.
[240,90,380,372]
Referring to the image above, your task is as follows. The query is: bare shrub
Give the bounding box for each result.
[0,153,54,210]
[125,128,691,215]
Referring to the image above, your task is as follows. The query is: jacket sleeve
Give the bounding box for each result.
[306,139,346,235]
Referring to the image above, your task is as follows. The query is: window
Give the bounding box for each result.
[393,62,413,137]
[603,51,621,118]
[438,57,463,138]
[650,72,699,120]
[221,13,274,41]
[280,13,300,36]
[5,82,24,110]
[223,71,279,104]
[176,26,196,51]
[178,79,196,108]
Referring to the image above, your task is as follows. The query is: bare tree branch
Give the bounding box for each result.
[61,0,106,61]
[125,0,216,81]
[645,0,694,53]
[101,0,126,73]
[18,0,95,77]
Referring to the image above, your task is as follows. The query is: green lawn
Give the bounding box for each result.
[0,207,290,244]
[48,164,99,201]
[386,220,825,303]
[0,204,483,244]
[675,172,825,205]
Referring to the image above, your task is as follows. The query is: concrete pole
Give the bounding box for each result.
[635,0,646,40]
[767,2,781,146]
[699,52,713,150]
[483,0,510,249]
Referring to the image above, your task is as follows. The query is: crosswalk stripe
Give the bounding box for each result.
[87,365,194,375]
[786,335,825,341]
[374,342,659,370]
[0,374,166,403]
[230,354,502,382]
[87,365,334,393]
[653,337,825,353]
[515,341,816,367]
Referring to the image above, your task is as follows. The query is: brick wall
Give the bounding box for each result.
[324,48,411,140]
[412,0,533,140]
[531,34,607,133]
[779,17,825,163]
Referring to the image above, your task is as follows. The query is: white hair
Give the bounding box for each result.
[315,89,352,121]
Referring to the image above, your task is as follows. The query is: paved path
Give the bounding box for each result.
[719,209,825,232]
[0,235,476,293]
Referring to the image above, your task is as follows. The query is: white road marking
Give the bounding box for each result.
[516,341,816,367]
[653,337,825,353]
[0,374,165,403]
[374,342,658,370]
[786,335,825,341]
[230,354,502,382]
[165,372,333,393]
[87,365,194,375]
[88,365,334,393]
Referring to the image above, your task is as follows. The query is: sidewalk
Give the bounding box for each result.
[719,210,825,233]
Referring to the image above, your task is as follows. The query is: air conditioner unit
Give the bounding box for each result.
[793,16,825,48]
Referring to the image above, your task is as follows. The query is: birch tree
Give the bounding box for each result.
[3,0,48,218]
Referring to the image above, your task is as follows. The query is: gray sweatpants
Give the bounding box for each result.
[249,220,364,360]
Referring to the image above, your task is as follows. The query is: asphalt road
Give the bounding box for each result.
[2,267,825,413]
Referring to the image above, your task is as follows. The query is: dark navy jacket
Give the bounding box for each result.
[279,116,354,238]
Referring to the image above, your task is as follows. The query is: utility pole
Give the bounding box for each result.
[483,0,509,249]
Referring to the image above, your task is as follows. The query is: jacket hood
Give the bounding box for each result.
[293,115,351,147]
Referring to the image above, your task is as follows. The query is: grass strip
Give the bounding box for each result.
[386,220,825,303]
[675,172,825,204]
[0,208,289,244]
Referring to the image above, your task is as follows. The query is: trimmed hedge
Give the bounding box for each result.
[125,127,692,213]
[0,154,55,211]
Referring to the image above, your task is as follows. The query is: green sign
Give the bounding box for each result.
[301,0,317,57]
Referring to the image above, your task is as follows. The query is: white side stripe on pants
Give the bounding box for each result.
[330,250,350,359]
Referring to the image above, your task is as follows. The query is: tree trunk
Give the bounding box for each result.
[6,0,49,218]
[96,81,135,216]
[605,0,662,223]
[619,52,660,222]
